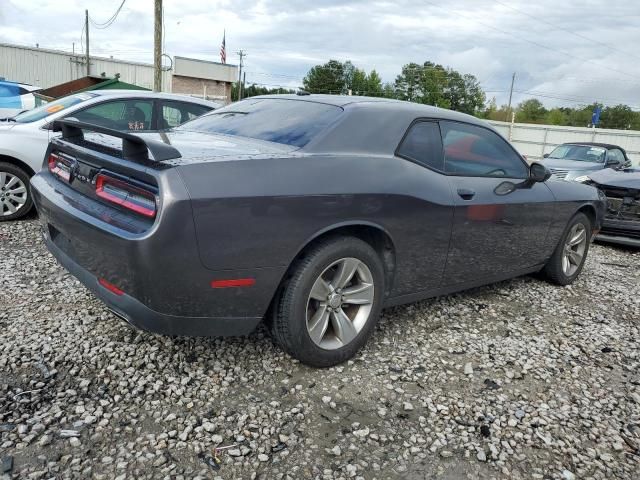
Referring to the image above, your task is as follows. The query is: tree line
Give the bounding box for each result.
[482,98,640,130]
[233,60,640,130]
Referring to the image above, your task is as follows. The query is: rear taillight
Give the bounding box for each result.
[48,152,72,182]
[95,173,157,218]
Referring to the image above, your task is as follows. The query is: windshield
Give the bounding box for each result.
[12,93,98,123]
[548,144,607,163]
[177,98,343,147]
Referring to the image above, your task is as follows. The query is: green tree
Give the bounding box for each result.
[448,73,485,115]
[600,104,635,129]
[566,104,596,127]
[393,61,485,114]
[393,62,423,101]
[349,67,368,95]
[303,59,345,94]
[303,60,384,97]
[231,83,295,101]
[545,108,567,125]
[365,70,384,97]
[516,99,547,123]
[480,97,498,119]
[382,82,396,99]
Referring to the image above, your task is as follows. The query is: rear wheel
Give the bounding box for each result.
[0,162,32,221]
[270,237,385,367]
[542,212,591,285]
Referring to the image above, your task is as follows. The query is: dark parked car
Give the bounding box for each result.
[31,95,605,367]
[577,167,640,247]
[542,142,632,181]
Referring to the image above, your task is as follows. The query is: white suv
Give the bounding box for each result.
[0,90,218,221]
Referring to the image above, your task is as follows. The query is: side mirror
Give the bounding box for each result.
[529,162,551,183]
[543,153,550,158]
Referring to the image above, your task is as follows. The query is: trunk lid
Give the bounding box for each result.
[134,129,298,165]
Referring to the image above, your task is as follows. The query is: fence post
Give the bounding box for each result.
[509,112,515,141]
[542,128,549,159]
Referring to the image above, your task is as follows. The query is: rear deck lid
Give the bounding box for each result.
[135,130,298,166]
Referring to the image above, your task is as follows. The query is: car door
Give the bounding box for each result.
[439,120,556,286]
[394,120,454,292]
[157,100,213,131]
[69,98,155,132]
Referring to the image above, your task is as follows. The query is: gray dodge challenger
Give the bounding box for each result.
[31,95,606,367]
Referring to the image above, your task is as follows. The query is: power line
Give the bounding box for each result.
[422,0,640,83]
[89,0,127,29]
[491,0,640,63]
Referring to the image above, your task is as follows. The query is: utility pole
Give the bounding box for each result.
[505,72,516,122]
[153,0,163,92]
[237,50,246,101]
[85,10,90,76]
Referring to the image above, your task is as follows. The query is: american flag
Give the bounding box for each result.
[220,31,226,64]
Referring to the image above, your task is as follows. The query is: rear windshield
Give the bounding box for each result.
[12,93,97,123]
[177,98,343,147]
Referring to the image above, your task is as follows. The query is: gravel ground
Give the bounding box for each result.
[1,218,639,480]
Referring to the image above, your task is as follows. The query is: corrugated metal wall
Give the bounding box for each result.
[0,43,171,91]
[490,120,640,166]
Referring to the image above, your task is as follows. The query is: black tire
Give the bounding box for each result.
[541,212,591,285]
[270,236,385,368]
[0,162,33,222]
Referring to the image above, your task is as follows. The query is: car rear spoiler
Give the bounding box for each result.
[52,118,182,162]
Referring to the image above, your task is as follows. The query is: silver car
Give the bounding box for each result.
[542,142,631,182]
[0,90,218,221]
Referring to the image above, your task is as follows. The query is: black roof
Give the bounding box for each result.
[563,142,625,151]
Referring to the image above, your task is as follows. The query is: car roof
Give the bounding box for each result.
[88,90,220,107]
[561,142,624,150]
[252,94,488,126]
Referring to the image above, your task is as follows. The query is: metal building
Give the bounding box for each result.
[0,42,237,103]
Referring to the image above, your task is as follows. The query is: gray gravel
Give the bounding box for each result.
[1,219,639,480]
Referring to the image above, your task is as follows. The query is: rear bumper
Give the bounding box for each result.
[44,233,262,336]
[31,171,283,337]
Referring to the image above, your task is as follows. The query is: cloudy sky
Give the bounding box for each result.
[2,0,640,109]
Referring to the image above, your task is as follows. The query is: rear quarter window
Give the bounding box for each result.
[397,121,444,171]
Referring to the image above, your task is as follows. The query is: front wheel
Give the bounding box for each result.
[542,212,591,285]
[270,237,385,367]
[0,162,32,221]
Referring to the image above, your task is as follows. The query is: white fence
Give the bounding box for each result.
[489,120,640,166]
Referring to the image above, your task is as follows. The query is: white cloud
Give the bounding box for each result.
[1,0,639,109]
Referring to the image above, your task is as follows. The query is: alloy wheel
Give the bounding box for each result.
[306,257,375,350]
[562,223,587,276]
[0,171,28,217]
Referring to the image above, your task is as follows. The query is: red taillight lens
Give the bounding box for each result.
[48,152,71,182]
[98,278,124,296]
[95,174,157,218]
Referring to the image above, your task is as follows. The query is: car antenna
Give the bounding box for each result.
[296,89,311,96]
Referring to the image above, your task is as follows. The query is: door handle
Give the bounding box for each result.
[457,188,476,200]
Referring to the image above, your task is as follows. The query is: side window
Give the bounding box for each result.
[608,149,624,163]
[160,101,211,129]
[72,100,153,131]
[397,121,444,171]
[441,121,528,178]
